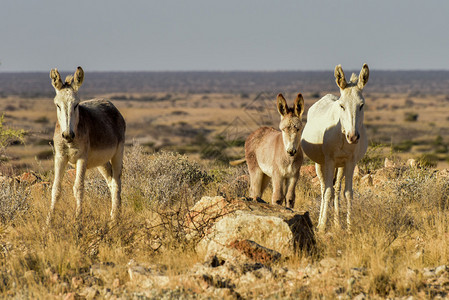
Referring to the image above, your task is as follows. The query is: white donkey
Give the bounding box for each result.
[301,64,369,231]
[244,93,305,208]
[47,67,126,225]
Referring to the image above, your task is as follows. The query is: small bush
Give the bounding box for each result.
[404,112,418,122]
[416,153,438,168]
[0,181,30,224]
[0,114,26,155]
[123,144,212,208]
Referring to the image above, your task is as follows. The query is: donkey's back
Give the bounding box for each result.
[78,99,125,149]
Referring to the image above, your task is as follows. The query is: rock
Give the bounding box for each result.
[423,267,435,278]
[435,265,448,276]
[227,239,281,264]
[319,257,338,269]
[360,174,373,186]
[90,263,115,283]
[112,278,120,288]
[437,169,449,179]
[353,292,366,300]
[80,286,99,300]
[407,158,417,168]
[15,172,40,185]
[300,165,317,178]
[191,197,315,262]
[63,293,79,300]
[71,276,84,289]
[384,157,395,168]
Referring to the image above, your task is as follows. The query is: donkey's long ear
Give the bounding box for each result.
[71,66,84,91]
[334,64,347,89]
[50,68,63,91]
[294,93,305,118]
[358,63,369,90]
[277,93,289,116]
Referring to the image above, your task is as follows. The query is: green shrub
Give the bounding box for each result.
[404,112,418,122]
[0,114,26,155]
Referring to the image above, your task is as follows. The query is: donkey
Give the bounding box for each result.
[47,67,126,225]
[244,93,305,208]
[301,64,369,232]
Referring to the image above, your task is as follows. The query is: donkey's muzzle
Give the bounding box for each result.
[346,133,360,144]
[62,130,75,142]
[287,149,297,156]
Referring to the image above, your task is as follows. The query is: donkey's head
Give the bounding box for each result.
[50,67,84,142]
[277,93,305,156]
[334,63,369,144]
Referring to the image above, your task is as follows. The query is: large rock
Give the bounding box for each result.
[187,196,315,262]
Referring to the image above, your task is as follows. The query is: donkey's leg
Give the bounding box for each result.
[333,167,344,228]
[47,154,68,226]
[97,162,113,192]
[315,163,325,226]
[109,146,124,221]
[271,173,285,205]
[317,160,335,232]
[344,163,356,232]
[73,158,87,220]
[249,168,265,199]
[286,174,299,209]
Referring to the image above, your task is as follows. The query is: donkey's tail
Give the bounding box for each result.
[229,158,246,166]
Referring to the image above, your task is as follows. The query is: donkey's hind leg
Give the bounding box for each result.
[249,167,265,200]
[110,145,124,221]
[98,160,121,221]
[333,167,344,228]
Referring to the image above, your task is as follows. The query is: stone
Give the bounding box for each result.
[71,276,84,289]
[15,172,40,185]
[407,158,417,168]
[360,174,373,186]
[227,239,281,264]
[300,165,317,178]
[190,197,315,262]
[435,265,448,276]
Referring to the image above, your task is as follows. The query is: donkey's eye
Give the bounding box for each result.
[56,105,60,110]
[360,104,364,110]
[340,105,345,111]
[74,103,79,109]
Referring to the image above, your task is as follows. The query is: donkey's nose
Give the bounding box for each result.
[288,149,297,156]
[62,130,75,141]
[347,133,360,144]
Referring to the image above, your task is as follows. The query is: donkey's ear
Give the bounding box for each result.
[277,93,288,116]
[358,63,369,89]
[294,93,305,118]
[71,66,84,91]
[334,64,347,89]
[50,68,63,91]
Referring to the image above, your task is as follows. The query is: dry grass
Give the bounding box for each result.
[0,145,447,298]
[1,90,449,297]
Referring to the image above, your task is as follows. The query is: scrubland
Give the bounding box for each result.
[0,71,449,298]
[0,141,448,299]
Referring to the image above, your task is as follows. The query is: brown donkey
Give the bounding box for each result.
[245,93,305,208]
[47,67,126,225]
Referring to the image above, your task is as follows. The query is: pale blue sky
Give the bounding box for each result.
[1,0,448,72]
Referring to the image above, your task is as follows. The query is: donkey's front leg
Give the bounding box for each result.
[317,160,335,232]
[271,173,285,206]
[286,174,299,209]
[73,158,87,220]
[47,155,68,226]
